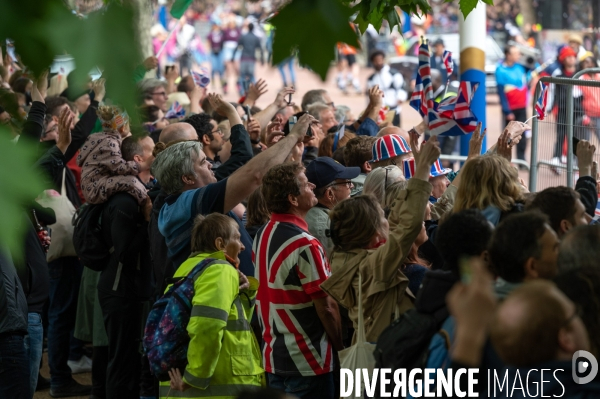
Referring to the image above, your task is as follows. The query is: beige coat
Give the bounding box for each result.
[320,178,431,343]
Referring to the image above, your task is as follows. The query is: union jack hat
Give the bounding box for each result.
[370,134,412,163]
[403,157,452,178]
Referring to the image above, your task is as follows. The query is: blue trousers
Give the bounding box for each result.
[0,334,30,399]
[24,312,44,396]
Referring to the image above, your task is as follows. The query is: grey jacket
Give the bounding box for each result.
[305,205,333,257]
[0,249,28,336]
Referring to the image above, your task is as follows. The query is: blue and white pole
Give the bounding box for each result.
[459,2,487,155]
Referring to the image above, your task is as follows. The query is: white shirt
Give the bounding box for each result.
[367,65,408,110]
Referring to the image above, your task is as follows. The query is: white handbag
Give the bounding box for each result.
[338,273,377,399]
[36,168,77,262]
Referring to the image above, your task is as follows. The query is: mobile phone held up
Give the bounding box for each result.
[283,112,313,137]
[573,136,580,156]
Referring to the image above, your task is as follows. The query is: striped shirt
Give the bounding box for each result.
[252,213,333,377]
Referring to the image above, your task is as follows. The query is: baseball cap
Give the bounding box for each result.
[370,134,412,163]
[305,157,361,189]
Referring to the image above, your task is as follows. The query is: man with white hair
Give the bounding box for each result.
[152,95,316,278]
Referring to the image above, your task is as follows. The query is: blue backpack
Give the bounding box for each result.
[143,258,219,381]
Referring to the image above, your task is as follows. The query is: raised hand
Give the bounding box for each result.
[409,129,421,162]
[467,122,485,160]
[274,86,296,108]
[91,78,106,103]
[288,113,315,142]
[246,117,261,142]
[245,78,268,106]
[56,107,73,154]
[165,64,179,82]
[31,70,49,103]
[496,127,512,162]
[208,93,236,116]
[142,56,159,71]
[576,139,596,177]
[368,85,384,109]
[414,136,441,181]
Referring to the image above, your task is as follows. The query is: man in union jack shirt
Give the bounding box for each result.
[253,163,343,398]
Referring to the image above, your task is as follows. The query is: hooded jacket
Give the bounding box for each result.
[320,178,431,342]
[0,249,28,336]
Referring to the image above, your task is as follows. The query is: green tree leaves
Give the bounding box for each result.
[270,0,359,80]
[0,129,45,261]
[271,0,493,80]
[0,0,141,120]
[0,0,141,257]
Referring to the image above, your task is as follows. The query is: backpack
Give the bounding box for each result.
[71,203,113,271]
[143,258,219,381]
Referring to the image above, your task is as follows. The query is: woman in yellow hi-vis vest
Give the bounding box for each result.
[161,213,264,398]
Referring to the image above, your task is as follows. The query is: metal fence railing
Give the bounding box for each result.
[529,68,600,192]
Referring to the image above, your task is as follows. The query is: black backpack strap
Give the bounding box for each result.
[163,258,224,286]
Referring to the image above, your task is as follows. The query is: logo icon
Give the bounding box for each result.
[572,350,598,384]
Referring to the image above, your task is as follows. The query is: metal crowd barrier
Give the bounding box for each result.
[529,68,600,192]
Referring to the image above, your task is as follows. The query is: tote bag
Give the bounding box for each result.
[338,273,377,399]
[36,168,77,262]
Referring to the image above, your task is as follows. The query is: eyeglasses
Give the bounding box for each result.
[327,102,335,108]
[211,128,223,135]
[152,91,168,98]
[328,180,353,189]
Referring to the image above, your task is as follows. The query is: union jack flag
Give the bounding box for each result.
[428,81,479,136]
[191,70,211,88]
[409,39,435,118]
[442,50,453,75]
[164,101,185,119]
[410,72,426,117]
[535,82,549,121]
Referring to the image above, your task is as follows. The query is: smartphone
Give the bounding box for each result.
[165,65,174,75]
[285,116,297,136]
[573,136,580,156]
[284,112,313,137]
[287,92,292,106]
[459,257,472,284]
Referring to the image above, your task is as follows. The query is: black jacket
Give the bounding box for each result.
[0,249,28,336]
[576,175,598,217]
[149,189,175,297]
[211,124,253,181]
[15,207,54,314]
[99,193,152,299]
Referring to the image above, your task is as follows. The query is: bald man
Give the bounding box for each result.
[149,121,199,297]
[488,281,598,398]
[158,122,198,144]
[376,126,411,142]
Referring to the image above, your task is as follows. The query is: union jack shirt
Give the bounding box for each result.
[253,213,333,377]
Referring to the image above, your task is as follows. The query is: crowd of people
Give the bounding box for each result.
[3,6,600,399]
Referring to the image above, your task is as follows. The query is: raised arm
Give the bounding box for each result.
[64,79,104,162]
[224,112,315,213]
[252,86,295,130]
[19,71,48,146]
[371,138,440,284]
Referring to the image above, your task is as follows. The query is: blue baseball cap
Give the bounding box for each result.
[305,157,361,190]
